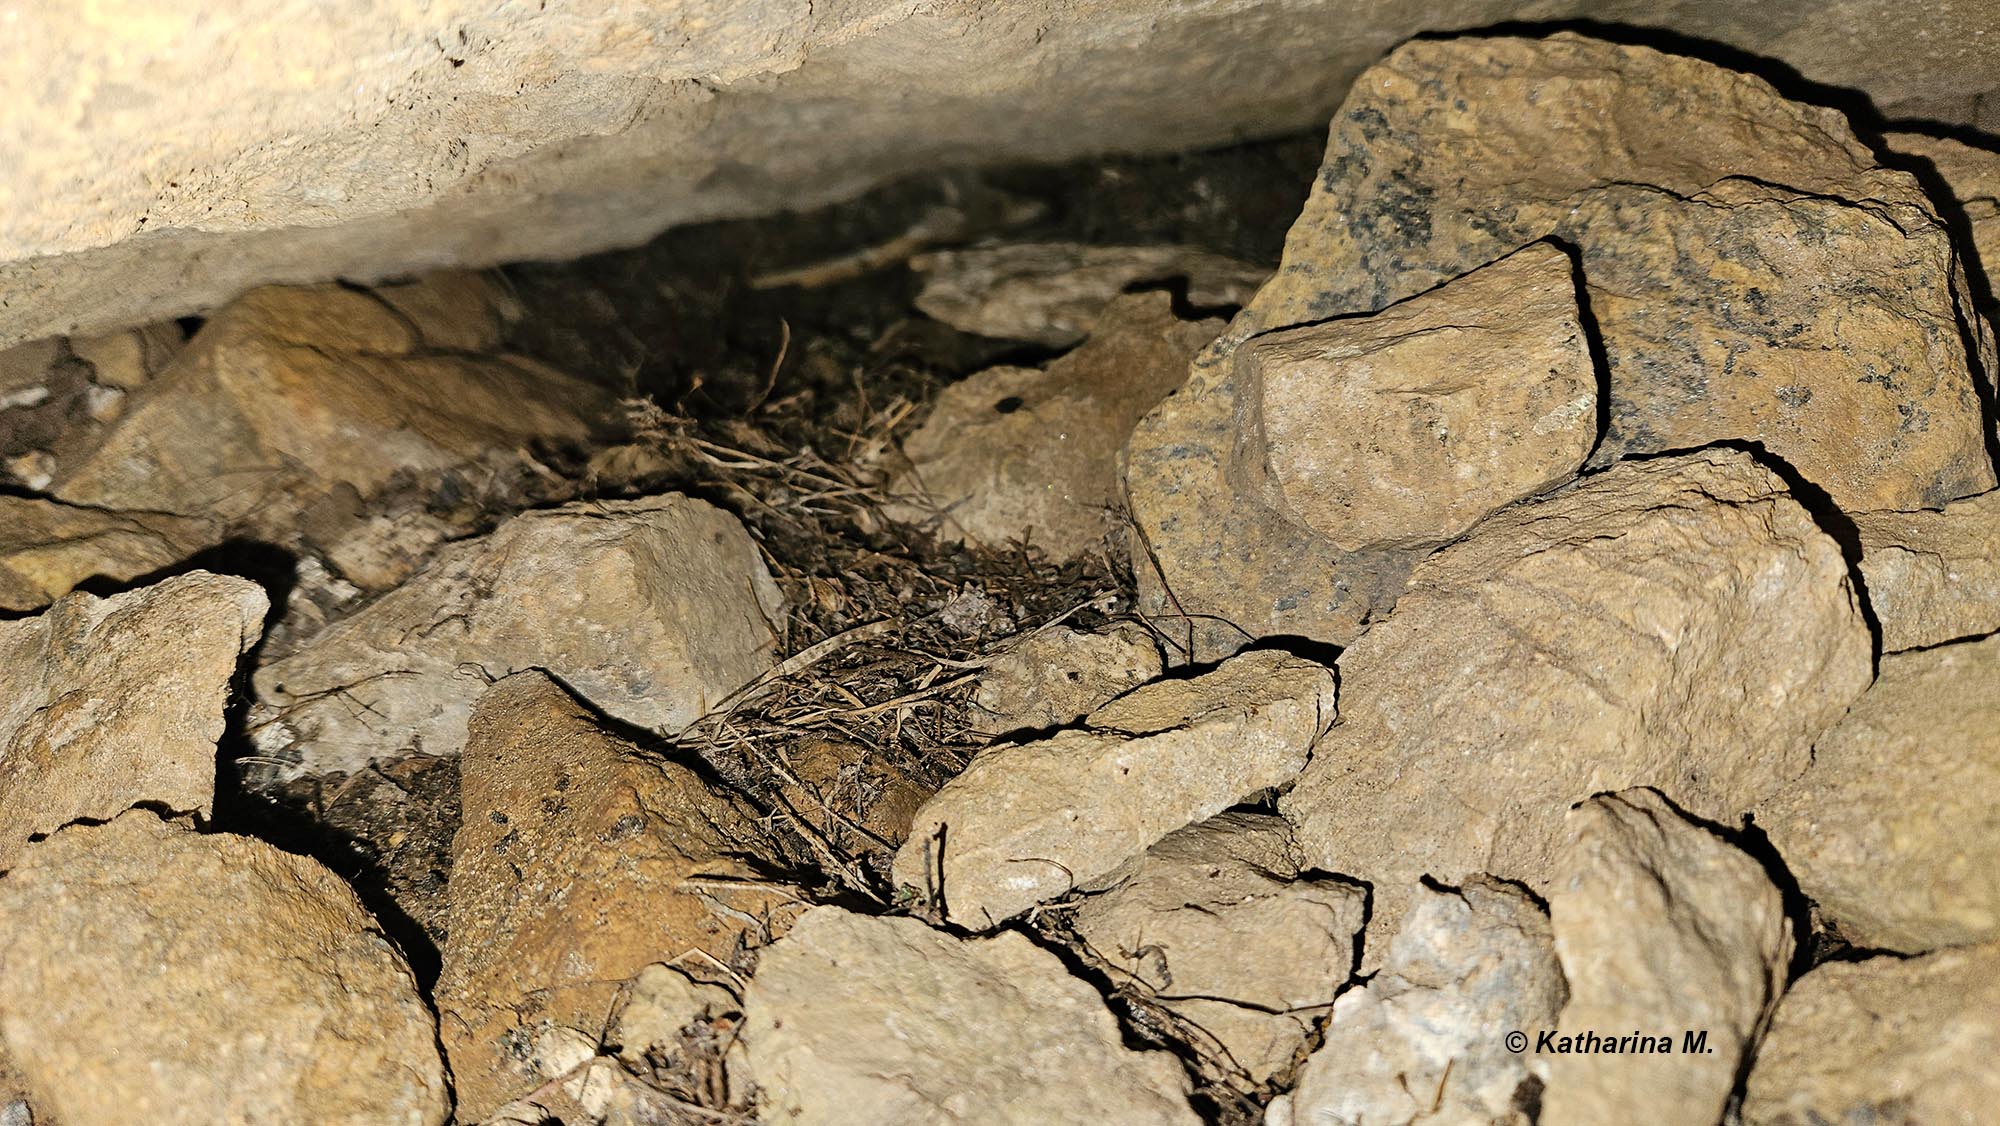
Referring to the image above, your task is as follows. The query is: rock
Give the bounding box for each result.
[1759,634,2000,952]
[1743,944,2000,1125]
[911,242,1267,347]
[893,647,1333,928]
[0,811,447,1125]
[0,495,212,612]
[889,292,1220,561]
[1283,876,1565,1126]
[370,270,522,353]
[970,622,1163,735]
[1280,450,1872,946]
[1072,812,1364,1082]
[1538,790,1792,1126]
[1239,240,1595,552]
[437,672,795,1121]
[0,572,267,868]
[742,906,1198,1125]
[612,963,741,1069]
[768,735,934,856]
[250,494,783,775]
[1888,132,2000,313]
[1854,491,2000,651]
[69,322,185,390]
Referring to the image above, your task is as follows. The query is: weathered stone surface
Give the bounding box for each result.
[1760,634,2000,952]
[769,735,934,855]
[894,648,1333,928]
[1889,131,2000,314]
[0,572,267,868]
[1283,877,1564,1126]
[1073,812,1363,1082]
[1855,491,2000,652]
[1281,451,1872,943]
[890,293,1219,561]
[0,495,212,612]
[69,322,185,390]
[970,622,1163,735]
[1744,944,2000,1125]
[0,811,447,1125]
[1539,790,1792,1126]
[743,906,1198,1125]
[438,672,793,1122]
[250,494,783,775]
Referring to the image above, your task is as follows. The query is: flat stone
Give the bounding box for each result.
[970,622,1163,735]
[0,495,213,612]
[1854,491,2000,652]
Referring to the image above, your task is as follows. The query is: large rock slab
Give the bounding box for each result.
[1538,790,1792,1126]
[1280,450,1872,940]
[437,672,793,1122]
[742,906,1198,1125]
[1759,634,2000,952]
[250,494,783,775]
[0,495,211,612]
[0,811,447,1125]
[1744,944,2000,1125]
[893,648,1334,928]
[1854,491,2000,652]
[0,572,267,868]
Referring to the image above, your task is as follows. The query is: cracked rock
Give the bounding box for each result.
[1854,490,2000,652]
[0,495,212,613]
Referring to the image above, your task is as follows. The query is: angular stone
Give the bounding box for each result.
[1888,131,2000,312]
[970,622,1163,735]
[1539,790,1792,1126]
[742,907,1198,1125]
[1854,491,2000,652]
[0,572,267,868]
[893,648,1332,928]
[1072,812,1363,1082]
[1281,451,1871,944]
[250,494,783,775]
[0,811,447,1125]
[437,672,794,1121]
[1743,944,2000,1125]
[1283,877,1564,1126]
[0,496,212,612]
[1759,634,2000,952]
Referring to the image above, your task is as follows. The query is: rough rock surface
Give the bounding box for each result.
[1854,491,2000,651]
[437,672,793,1122]
[1760,634,2000,952]
[742,906,1197,1125]
[1889,131,2000,313]
[889,293,1219,561]
[0,811,447,1125]
[1744,944,2000,1125]
[0,496,211,612]
[0,572,267,868]
[970,622,1163,735]
[251,494,783,774]
[1281,451,1872,942]
[1539,790,1792,1126]
[1072,812,1364,1082]
[1283,877,1565,1126]
[893,648,1334,927]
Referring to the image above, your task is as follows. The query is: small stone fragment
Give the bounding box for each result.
[0,495,213,612]
[970,622,1163,735]
[1854,491,2000,651]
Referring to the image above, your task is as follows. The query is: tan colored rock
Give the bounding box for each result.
[1539,790,1792,1126]
[893,648,1334,928]
[1281,450,1872,946]
[612,963,741,1069]
[438,672,795,1122]
[0,495,213,612]
[1073,812,1364,1082]
[890,293,1219,561]
[1759,634,2000,952]
[1855,491,2000,652]
[0,572,267,868]
[743,906,1198,1125]
[370,270,522,353]
[1888,132,2000,311]
[1283,877,1564,1126]
[0,811,447,1125]
[769,735,934,855]
[250,494,782,775]
[1744,944,2000,1125]
[69,322,185,390]
[970,622,1163,735]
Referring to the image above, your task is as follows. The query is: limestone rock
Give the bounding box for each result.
[0,572,267,868]
[0,496,212,612]
[970,622,1163,735]
[1744,944,2000,1125]
[1072,812,1364,1082]
[742,906,1198,1125]
[893,648,1334,928]
[1539,790,1792,1126]
[890,292,1219,561]
[1888,132,2000,313]
[1759,634,2000,952]
[250,494,783,775]
[0,811,447,1125]
[1855,491,2000,652]
[1280,450,1872,943]
[437,672,794,1121]
[1283,877,1565,1126]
